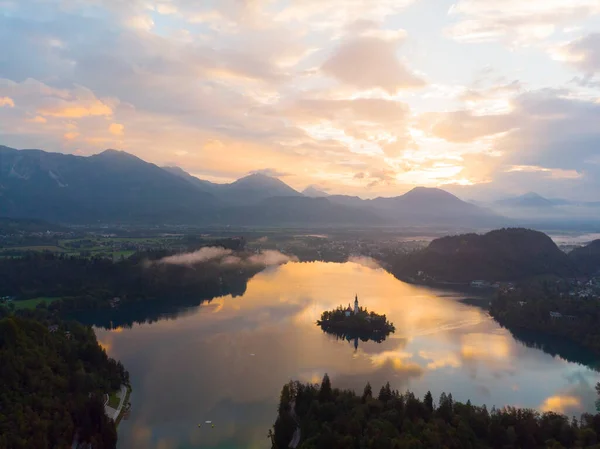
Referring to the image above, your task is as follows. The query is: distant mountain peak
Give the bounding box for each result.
[237,172,277,182]
[521,192,546,199]
[163,165,188,176]
[302,186,330,198]
[400,186,460,201]
[232,173,300,192]
[94,149,141,161]
[496,192,554,208]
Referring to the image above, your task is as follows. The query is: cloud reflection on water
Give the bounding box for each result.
[93,261,600,449]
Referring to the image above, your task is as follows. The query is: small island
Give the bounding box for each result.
[317,295,395,345]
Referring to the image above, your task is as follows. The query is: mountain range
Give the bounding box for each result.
[0,145,502,228]
[493,192,600,210]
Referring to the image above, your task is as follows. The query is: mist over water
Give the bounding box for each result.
[93,262,600,449]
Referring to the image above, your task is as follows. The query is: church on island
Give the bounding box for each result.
[344,295,361,317]
[317,295,395,345]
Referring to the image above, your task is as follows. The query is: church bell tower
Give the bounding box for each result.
[354,294,359,315]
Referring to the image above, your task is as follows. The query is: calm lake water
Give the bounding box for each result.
[88,261,600,449]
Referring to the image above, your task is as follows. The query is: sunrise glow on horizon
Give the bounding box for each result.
[1,0,600,200]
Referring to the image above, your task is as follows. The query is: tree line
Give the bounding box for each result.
[272,374,600,449]
[0,310,129,449]
[490,279,600,355]
[0,249,260,313]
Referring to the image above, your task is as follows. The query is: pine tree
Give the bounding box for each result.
[318,373,332,402]
[424,391,434,412]
[362,382,372,402]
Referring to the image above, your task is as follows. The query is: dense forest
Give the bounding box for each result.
[490,281,600,355]
[0,312,128,449]
[272,375,600,449]
[0,245,260,313]
[388,228,577,283]
[570,240,600,276]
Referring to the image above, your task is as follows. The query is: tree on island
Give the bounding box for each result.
[316,297,395,344]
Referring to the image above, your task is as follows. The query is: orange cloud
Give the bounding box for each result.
[109,123,125,135]
[63,131,80,140]
[540,395,582,413]
[38,100,112,118]
[27,115,47,123]
[506,165,582,179]
[0,96,14,107]
[322,36,425,93]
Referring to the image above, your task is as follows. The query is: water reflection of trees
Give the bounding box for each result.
[71,270,257,329]
[501,324,600,372]
[320,328,391,350]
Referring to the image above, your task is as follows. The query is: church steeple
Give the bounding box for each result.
[354,294,359,314]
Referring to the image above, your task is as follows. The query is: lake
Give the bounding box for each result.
[89,261,600,449]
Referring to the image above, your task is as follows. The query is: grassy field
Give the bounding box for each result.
[0,245,66,253]
[12,297,62,310]
[107,390,121,409]
[1,235,186,260]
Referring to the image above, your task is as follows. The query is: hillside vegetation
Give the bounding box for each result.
[272,375,600,449]
[390,228,576,283]
[0,314,128,449]
[569,240,600,275]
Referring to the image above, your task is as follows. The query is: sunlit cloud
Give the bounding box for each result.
[540,395,582,413]
[506,165,582,179]
[27,115,47,124]
[446,0,600,45]
[0,96,14,107]
[38,99,113,118]
[63,131,79,140]
[552,33,600,74]
[0,0,599,199]
[322,35,425,93]
[109,123,125,136]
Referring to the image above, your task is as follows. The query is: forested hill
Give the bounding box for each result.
[389,228,575,283]
[272,375,600,449]
[0,314,128,449]
[569,239,600,275]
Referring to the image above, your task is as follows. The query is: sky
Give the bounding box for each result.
[1,0,600,200]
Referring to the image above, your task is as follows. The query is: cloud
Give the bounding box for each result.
[554,33,600,74]
[27,115,47,123]
[0,96,14,107]
[36,86,114,118]
[247,250,298,266]
[156,247,297,267]
[1,0,600,201]
[348,256,382,270]
[249,168,290,177]
[321,36,425,93]
[419,110,517,143]
[273,0,416,29]
[540,395,582,413]
[505,165,582,180]
[419,88,600,198]
[127,15,155,31]
[446,0,600,45]
[63,131,79,140]
[158,247,233,266]
[109,123,125,135]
